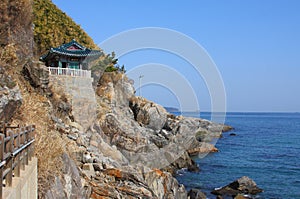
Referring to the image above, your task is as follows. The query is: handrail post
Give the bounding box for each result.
[20,127,25,171]
[32,125,35,158]
[24,127,29,166]
[28,126,33,161]
[5,130,14,187]
[14,128,21,177]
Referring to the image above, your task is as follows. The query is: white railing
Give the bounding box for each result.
[48,67,91,78]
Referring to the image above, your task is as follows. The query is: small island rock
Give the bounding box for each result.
[211,176,263,197]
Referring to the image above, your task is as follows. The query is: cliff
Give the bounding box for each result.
[44,71,229,198]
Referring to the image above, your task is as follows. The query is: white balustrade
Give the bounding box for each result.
[48,67,91,78]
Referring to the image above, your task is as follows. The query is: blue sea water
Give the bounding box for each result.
[175,112,300,199]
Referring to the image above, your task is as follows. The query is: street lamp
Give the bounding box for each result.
[139,75,144,97]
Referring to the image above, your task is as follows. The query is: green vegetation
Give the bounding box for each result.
[33,0,126,83]
[90,52,125,85]
[91,52,118,72]
[33,0,97,56]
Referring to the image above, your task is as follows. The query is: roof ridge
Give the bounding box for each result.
[57,39,87,50]
[40,40,103,61]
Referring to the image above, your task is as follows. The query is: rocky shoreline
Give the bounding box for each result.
[47,71,233,198]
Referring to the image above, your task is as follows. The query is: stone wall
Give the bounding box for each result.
[49,75,97,131]
[3,157,38,199]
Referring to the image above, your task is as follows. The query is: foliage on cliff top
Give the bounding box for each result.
[33,0,98,56]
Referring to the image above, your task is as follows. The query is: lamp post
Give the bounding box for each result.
[139,75,144,97]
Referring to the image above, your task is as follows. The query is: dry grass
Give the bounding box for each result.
[10,70,65,198]
[0,44,18,66]
[35,130,64,197]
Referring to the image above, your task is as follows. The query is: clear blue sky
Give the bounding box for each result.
[52,0,300,112]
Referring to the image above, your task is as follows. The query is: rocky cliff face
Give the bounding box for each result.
[0,0,33,60]
[83,71,228,198]
[0,66,22,122]
[41,71,231,199]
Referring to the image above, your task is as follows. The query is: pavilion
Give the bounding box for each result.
[40,39,102,77]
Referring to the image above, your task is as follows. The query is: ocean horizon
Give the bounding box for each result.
[174,112,300,199]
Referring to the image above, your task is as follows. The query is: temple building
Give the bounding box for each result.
[40,39,102,77]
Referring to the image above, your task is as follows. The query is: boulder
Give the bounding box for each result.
[144,169,187,199]
[211,176,263,197]
[187,161,200,173]
[22,61,50,94]
[0,66,22,122]
[129,96,168,131]
[82,163,96,179]
[96,72,135,107]
[90,168,155,198]
[188,188,206,199]
[234,194,252,199]
[45,153,88,199]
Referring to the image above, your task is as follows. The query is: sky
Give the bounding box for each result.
[52,0,300,112]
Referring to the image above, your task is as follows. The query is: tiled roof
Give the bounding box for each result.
[40,39,102,61]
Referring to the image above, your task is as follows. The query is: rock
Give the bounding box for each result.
[178,184,188,199]
[90,71,236,199]
[69,122,84,132]
[22,61,50,94]
[162,149,197,176]
[223,125,234,132]
[97,72,135,107]
[97,137,127,163]
[82,163,96,179]
[211,176,263,197]
[129,96,168,131]
[187,143,219,155]
[144,169,187,199]
[89,140,99,148]
[92,163,103,171]
[230,133,237,136]
[234,194,252,199]
[188,188,206,199]
[187,160,200,173]
[90,168,155,198]
[45,153,88,199]
[0,66,22,122]
[76,136,88,147]
[67,134,77,141]
[82,152,93,163]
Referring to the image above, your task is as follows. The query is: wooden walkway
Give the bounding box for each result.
[0,123,35,199]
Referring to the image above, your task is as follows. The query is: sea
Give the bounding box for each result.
[174,112,300,199]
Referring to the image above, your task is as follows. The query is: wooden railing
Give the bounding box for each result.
[48,67,91,78]
[0,123,35,199]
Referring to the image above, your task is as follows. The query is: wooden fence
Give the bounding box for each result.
[0,123,35,199]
